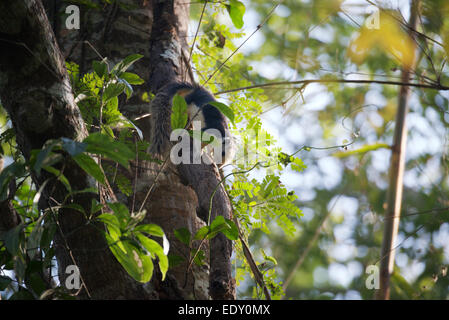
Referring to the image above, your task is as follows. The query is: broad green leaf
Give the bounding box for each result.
[120,72,144,85]
[108,202,131,229]
[111,54,144,76]
[92,60,108,78]
[72,153,105,185]
[61,137,87,156]
[136,232,168,280]
[168,254,184,268]
[118,78,133,100]
[83,132,135,168]
[103,82,126,103]
[97,213,123,250]
[210,216,229,233]
[174,227,191,245]
[135,224,165,237]
[226,0,245,29]
[97,213,121,230]
[221,219,239,240]
[33,140,61,176]
[192,249,206,266]
[0,161,26,201]
[171,94,188,130]
[106,234,154,283]
[27,272,47,296]
[43,166,71,192]
[209,101,235,125]
[193,226,210,240]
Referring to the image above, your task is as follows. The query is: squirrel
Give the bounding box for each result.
[149,82,235,167]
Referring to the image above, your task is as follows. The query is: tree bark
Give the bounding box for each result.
[0,0,154,300]
[1,0,235,299]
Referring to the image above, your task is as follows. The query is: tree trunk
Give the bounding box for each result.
[376,0,419,300]
[0,0,235,299]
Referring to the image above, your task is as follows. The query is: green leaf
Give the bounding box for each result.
[92,60,108,78]
[27,218,44,260]
[120,72,144,85]
[0,275,12,290]
[33,140,61,176]
[97,213,121,229]
[221,219,239,240]
[193,226,210,240]
[111,54,144,76]
[72,153,106,185]
[83,132,135,168]
[210,216,230,234]
[174,227,191,245]
[40,222,56,251]
[171,94,188,130]
[209,101,235,125]
[135,232,168,280]
[27,272,46,296]
[333,143,390,158]
[4,224,23,256]
[0,161,26,201]
[168,254,184,268]
[103,82,126,103]
[62,203,86,214]
[192,249,206,266]
[106,234,154,283]
[291,157,306,172]
[9,288,34,300]
[108,202,131,229]
[61,138,87,156]
[43,166,71,192]
[226,0,245,29]
[135,224,165,237]
[118,78,133,100]
[98,213,124,251]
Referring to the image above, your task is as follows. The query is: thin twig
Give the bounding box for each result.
[214,78,449,96]
[202,2,281,85]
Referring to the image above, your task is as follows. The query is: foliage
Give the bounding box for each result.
[187,0,449,300]
[0,55,166,298]
[2,0,448,301]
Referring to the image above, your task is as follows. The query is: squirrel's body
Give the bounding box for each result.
[150,82,235,167]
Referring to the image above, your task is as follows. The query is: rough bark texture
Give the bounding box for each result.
[0,0,235,299]
[0,0,159,300]
[146,0,235,299]
[177,163,235,299]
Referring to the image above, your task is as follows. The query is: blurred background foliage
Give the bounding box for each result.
[1,0,449,300]
[189,0,449,299]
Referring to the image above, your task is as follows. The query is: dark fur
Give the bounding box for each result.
[150,82,232,163]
